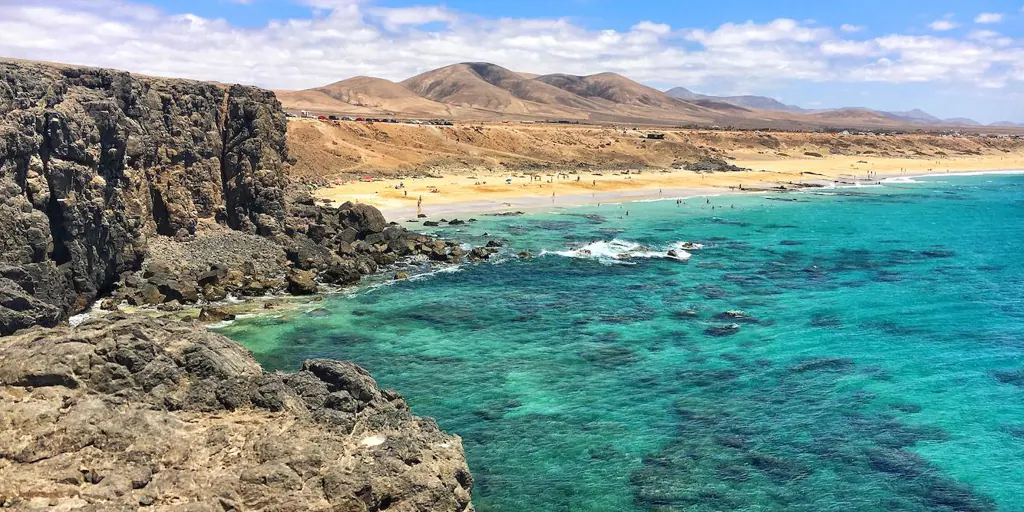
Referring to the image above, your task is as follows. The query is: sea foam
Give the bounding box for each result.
[542,239,698,264]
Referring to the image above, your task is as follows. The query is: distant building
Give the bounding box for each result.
[646,133,666,140]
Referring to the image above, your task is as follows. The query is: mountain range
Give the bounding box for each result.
[276,62,1021,130]
[664,87,1023,128]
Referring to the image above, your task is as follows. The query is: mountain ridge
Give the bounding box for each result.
[276,62,1018,130]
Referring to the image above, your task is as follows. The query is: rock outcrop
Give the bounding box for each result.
[0,60,288,334]
[0,60,495,332]
[0,314,474,510]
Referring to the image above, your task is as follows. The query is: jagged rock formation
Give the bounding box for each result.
[0,60,495,334]
[0,60,288,333]
[0,314,474,511]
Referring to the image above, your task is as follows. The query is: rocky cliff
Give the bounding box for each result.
[0,314,474,511]
[0,60,288,333]
[0,60,497,334]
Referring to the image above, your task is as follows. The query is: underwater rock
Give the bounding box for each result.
[579,345,640,367]
[810,313,843,328]
[673,310,699,319]
[705,324,741,337]
[889,402,923,414]
[992,368,1024,387]
[920,249,956,259]
[714,310,759,323]
[788,357,856,374]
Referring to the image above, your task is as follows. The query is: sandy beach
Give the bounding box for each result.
[313,153,1024,219]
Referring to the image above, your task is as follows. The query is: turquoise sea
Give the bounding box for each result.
[220,172,1024,511]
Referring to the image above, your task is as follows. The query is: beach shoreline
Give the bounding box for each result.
[312,154,1024,219]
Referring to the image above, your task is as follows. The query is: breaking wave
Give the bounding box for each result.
[542,239,699,264]
[882,177,923,184]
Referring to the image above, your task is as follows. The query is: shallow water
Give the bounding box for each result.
[220,173,1024,511]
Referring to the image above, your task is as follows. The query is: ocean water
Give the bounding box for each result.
[219,173,1024,511]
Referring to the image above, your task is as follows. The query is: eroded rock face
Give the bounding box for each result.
[0,315,474,511]
[0,61,288,333]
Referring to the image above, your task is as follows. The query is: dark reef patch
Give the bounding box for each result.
[992,368,1024,387]
[630,354,995,511]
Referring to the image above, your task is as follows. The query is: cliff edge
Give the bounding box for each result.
[0,60,287,332]
[0,314,473,511]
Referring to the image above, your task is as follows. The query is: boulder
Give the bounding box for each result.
[197,264,229,287]
[321,260,361,286]
[286,235,335,271]
[470,247,492,261]
[337,202,388,237]
[199,307,236,322]
[0,278,62,336]
[152,276,200,304]
[202,284,229,302]
[286,270,319,296]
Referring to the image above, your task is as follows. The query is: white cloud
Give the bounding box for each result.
[974,12,1004,24]
[821,40,878,56]
[631,21,671,35]
[368,6,457,31]
[929,19,958,31]
[0,0,1021,94]
[840,24,865,33]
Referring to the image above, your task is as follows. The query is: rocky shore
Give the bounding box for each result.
[0,315,473,511]
[0,60,477,509]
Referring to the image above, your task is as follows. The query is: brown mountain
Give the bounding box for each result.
[400,62,602,117]
[537,72,691,110]
[314,76,456,116]
[277,62,1012,131]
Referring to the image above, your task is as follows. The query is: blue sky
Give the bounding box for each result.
[2,0,1024,123]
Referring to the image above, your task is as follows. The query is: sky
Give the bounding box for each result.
[2,0,1024,123]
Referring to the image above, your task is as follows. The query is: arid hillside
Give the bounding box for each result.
[285,118,1024,182]
[276,61,1024,130]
